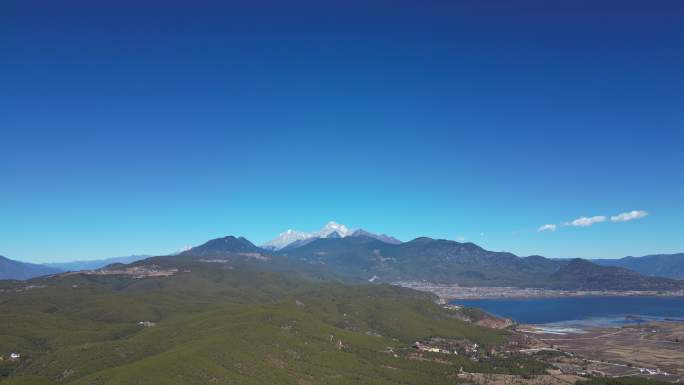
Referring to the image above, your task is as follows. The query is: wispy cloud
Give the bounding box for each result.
[611,210,648,222]
[539,209,648,233]
[563,215,607,227]
[537,224,557,232]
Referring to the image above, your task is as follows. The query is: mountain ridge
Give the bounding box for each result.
[0,255,61,280]
[179,234,684,291]
[9,231,680,290]
[43,255,150,272]
[592,253,684,280]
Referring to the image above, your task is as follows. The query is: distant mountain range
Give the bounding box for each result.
[44,255,151,272]
[276,236,683,290]
[592,253,684,280]
[262,221,400,250]
[0,255,150,280]
[175,229,684,291]
[0,255,61,280]
[2,222,682,290]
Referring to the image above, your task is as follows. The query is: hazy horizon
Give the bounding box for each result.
[3,219,682,264]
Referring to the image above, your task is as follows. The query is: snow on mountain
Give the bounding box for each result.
[316,221,353,238]
[262,221,402,250]
[262,229,312,250]
[262,221,353,250]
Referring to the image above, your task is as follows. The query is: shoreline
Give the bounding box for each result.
[518,316,684,335]
[393,281,684,301]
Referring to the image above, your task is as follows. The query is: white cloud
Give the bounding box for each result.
[456,236,466,242]
[611,210,648,222]
[563,215,607,227]
[537,224,557,232]
[540,210,650,233]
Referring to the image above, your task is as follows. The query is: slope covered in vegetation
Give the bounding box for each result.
[0,260,529,385]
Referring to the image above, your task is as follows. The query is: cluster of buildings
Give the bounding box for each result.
[412,340,482,356]
[639,367,670,376]
[394,280,684,301]
[0,285,47,294]
[88,265,179,279]
[0,353,21,361]
[413,341,456,355]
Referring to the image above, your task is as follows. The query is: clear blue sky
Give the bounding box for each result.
[2,0,682,262]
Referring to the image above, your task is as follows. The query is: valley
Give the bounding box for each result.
[5,1,682,383]
[1,228,683,384]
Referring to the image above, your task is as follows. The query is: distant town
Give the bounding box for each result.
[394,281,684,301]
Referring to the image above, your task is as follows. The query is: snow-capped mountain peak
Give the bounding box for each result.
[262,221,402,250]
[262,229,312,250]
[317,221,353,238]
[262,221,353,250]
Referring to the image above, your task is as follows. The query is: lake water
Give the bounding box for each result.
[451,296,684,326]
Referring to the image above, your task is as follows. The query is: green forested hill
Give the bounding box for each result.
[2,241,677,384]
[0,261,521,385]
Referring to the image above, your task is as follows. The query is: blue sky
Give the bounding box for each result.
[2,0,683,262]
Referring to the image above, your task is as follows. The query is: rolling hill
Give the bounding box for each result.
[0,259,527,385]
[1,233,681,384]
